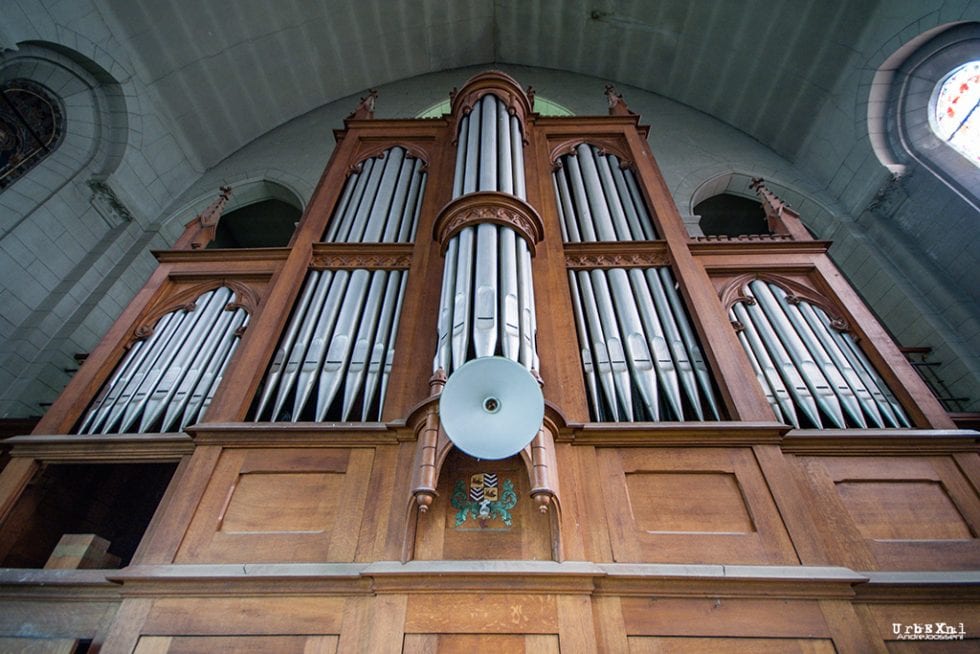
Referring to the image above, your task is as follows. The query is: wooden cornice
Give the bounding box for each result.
[187,421,414,447]
[2,432,194,461]
[563,241,669,269]
[854,571,980,602]
[689,240,832,259]
[0,568,120,601]
[153,247,291,264]
[101,562,880,600]
[781,428,980,455]
[309,242,415,270]
[562,421,788,446]
[107,563,369,597]
[534,114,649,138]
[595,564,867,599]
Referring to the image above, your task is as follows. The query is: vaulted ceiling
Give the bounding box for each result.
[101,0,885,170]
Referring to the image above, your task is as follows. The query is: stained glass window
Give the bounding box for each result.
[0,79,65,189]
[932,60,980,167]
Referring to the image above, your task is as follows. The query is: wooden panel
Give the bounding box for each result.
[176,448,373,563]
[835,481,971,540]
[135,635,339,654]
[220,472,343,533]
[142,597,346,635]
[628,636,836,653]
[800,456,980,569]
[404,593,558,633]
[402,634,559,654]
[599,448,796,564]
[621,598,830,638]
[627,471,754,533]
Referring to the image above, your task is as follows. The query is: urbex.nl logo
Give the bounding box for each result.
[893,622,965,640]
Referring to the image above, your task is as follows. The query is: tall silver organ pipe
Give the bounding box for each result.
[555,144,718,421]
[729,280,910,429]
[77,287,248,434]
[433,93,538,374]
[568,267,721,422]
[252,146,426,421]
[554,144,658,242]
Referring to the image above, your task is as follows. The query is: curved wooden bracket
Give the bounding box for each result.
[433,191,544,255]
[718,272,849,330]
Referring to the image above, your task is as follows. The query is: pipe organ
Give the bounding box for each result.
[1,72,976,653]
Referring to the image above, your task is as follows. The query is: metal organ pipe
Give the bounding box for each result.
[252,146,426,422]
[77,287,248,434]
[730,280,910,428]
[555,145,720,421]
[433,93,538,375]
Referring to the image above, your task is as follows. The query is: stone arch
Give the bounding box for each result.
[0,41,130,233]
[165,179,305,248]
[688,172,836,239]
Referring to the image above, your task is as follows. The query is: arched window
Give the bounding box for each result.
[0,79,65,189]
[871,23,980,209]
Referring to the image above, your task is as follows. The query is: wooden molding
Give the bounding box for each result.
[309,243,415,270]
[563,421,789,445]
[432,191,544,255]
[854,571,980,601]
[595,563,866,599]
[781,428,980,454]
[154,247,290,264]
[3,433,194,462]
[186,421,411,447]
[563,241,669,269]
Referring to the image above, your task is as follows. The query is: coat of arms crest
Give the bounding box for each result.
[451,473,518,528]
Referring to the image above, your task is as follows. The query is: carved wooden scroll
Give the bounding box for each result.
[309,243,414,270]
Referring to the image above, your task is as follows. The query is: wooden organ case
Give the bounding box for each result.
[1,71,978,653]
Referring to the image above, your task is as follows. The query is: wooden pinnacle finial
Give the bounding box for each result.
[179,185,232,250]
[605,84,636,116]
[348,89,378,120]
[749,178,811,241]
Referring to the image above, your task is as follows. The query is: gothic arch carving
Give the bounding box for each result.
[131,280,260,345]
[549,137,634,171]
[348,142,433,176]
[719,272,849,331]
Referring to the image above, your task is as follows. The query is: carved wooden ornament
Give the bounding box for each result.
[433,191,544,255]
[718,272,849,331]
